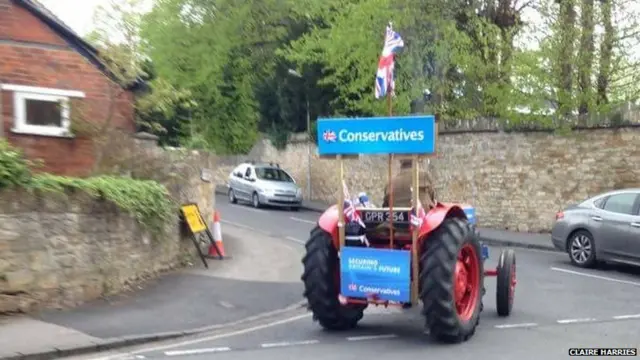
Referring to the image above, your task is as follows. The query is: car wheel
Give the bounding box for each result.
[252,192,261,208]
[568,230,596,268]
[228,188,237,204]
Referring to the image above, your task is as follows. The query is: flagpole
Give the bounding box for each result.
[385,21,395,249]
[387,89,395,249]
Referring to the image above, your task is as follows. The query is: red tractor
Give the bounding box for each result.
[301,116,517,343]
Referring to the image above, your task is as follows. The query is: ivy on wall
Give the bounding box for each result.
[0,140,174,236]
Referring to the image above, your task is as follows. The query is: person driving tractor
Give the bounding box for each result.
[382,158,437,209]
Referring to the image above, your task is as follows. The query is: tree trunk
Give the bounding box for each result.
[556,0,577,118]
[577,0,594,116]
[597,0,613,105]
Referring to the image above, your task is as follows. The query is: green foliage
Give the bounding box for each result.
[31,175,174,236]
[124,0,640,151]
[0,140,37,189]
[0,140,173,236]
[139,0,265,153]
[85,0,196,145]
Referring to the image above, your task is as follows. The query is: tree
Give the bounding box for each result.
[555,0,578,117]
[509,0,639,123]
[86,0,194,146]
[131,0,640,152]
[141,0,296,153]
[577,0,595,115]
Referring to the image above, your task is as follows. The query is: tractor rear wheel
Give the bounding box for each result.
[301,226,366,330]
[420,217,484,343]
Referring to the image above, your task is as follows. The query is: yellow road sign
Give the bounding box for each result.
[181,204,207,233]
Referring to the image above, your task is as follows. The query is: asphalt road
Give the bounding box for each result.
[73,195,640,360]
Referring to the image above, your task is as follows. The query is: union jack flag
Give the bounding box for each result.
[342,180,365,228]
[323,130,337,142]
[410,198,426,229]
[375,23,404,99]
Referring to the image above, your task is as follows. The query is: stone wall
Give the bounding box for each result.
[0,190,186,313]
[130,133,216,227]
[0,133,218,314]
[212,126,640,232]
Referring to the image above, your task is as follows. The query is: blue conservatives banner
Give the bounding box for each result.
[316,115,436,156]
[340,246,411,303]
[462,205,476,225]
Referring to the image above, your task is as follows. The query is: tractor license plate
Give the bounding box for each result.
[362,210,410,224]
[482,244,489,260]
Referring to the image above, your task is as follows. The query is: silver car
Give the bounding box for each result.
[227,162,303,210]
[551,188,640,268]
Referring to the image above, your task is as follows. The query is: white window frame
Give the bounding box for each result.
[1,84,85,137]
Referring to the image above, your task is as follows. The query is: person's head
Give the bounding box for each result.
[399,159,412,169]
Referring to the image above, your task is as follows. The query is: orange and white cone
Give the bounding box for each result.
[208,210,226,258]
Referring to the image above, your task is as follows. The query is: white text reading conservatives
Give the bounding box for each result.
[338,129,425,142]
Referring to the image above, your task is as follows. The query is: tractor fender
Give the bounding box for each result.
[418,202,468,239]
[318,202,468,248]
[318,204,340,246]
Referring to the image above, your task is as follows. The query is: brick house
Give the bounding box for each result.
[0,0,142,176]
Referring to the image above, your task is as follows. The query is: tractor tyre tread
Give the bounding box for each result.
[496,249,516,317]
[420,217,483,343]
[301,226,366,331]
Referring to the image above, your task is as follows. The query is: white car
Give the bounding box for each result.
[227,162,303,210]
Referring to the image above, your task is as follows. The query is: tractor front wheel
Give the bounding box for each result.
[420,217,484,343]
[496,249,516,316]
[301,226,366,330]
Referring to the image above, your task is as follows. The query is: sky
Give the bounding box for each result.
[38,0,104,36]
[39,0,638,59]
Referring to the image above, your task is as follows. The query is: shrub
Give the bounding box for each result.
[32,175,175,235]
[0,139,174,236]
[0,139,35,189]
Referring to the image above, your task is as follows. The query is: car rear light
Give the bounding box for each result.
[556,211,564,220]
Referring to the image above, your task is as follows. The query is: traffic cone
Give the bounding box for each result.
[208,210,226,258]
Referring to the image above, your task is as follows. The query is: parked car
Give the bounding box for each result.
[227,161,303,211]
[551,188,640,268]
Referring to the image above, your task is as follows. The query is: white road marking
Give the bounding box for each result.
[261,340,319,348]
[219,301,235,309]
[165,347,231,356]
[104,313,640,358]
[557,318,596,324]
[347,334,398,341]
[88,313,312,359]
[286,236,306,245]
[494,323,538,329]
[613,314,640,320]
[550,267,640,287]
[290,217,316,224]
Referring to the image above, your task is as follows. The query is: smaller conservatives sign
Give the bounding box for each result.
[340,246,411,303]
[316,115,436,156]
[462,205,476,225]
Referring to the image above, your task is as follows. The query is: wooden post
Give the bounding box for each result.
[411,154,420,304]
[337,155,345,249]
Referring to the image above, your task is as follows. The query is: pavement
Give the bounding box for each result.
[58,193,640,360]
[214,184,556,252]
[0,224,306,360]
